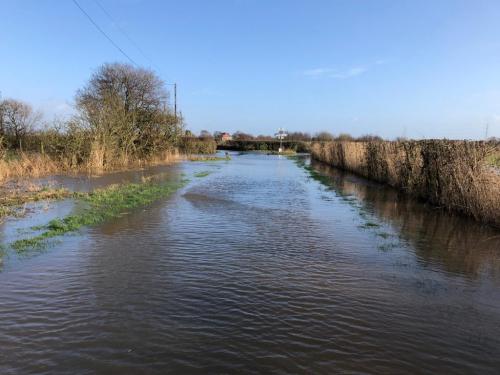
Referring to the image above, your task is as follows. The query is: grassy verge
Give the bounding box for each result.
[12,176,187,251]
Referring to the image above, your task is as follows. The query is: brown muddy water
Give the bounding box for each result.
[0,152,499,374]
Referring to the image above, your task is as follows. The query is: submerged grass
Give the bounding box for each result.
[291,156,333,186]
[378,243,399,252]
[293,155,404,251]
[194,171,212,178]
[265,149,297,156]
[376,231,392,239]
[359,221,381,229]
[12,177,187,252]
[189,155,231,162]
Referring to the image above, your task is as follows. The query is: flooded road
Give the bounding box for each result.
[1,153,500,374]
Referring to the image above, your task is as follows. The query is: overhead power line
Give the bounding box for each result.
[72,0,138,66]
[93,0,154,68]
[72,0,178,116]
[92,0,175,85]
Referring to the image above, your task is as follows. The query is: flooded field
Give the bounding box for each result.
[1,152,499,374]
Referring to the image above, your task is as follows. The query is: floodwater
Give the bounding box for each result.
[1,152,499,374]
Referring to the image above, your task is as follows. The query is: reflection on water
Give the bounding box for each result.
[0,153,499,374]
[311,159,500,279]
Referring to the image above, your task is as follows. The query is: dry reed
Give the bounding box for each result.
[311,140,500,228]
[0,149,182,185]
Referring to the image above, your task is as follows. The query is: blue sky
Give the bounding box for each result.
[1,0,500,139]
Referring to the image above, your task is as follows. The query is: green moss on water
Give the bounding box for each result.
[12,178,187,252]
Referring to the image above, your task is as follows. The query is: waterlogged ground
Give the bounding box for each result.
[1,152,500,374]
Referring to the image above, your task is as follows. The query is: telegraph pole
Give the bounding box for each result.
[174,83,177,119]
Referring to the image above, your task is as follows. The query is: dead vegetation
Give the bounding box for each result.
[0,181,72,221]
[311,140,500,228]
[0,149,181,185]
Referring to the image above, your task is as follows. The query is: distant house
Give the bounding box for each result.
[221,132,232,142]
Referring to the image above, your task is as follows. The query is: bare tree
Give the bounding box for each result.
[1,99,41,149]
[75,63,183,164]
[0,100,4,136]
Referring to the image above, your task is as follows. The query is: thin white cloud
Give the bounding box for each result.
[330,66,367,79]
[303,59,388,80]
[303,68,335,77]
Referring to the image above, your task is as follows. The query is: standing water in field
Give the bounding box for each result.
[0,152,499,374]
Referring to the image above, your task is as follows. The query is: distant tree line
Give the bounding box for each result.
[206,129,386,143]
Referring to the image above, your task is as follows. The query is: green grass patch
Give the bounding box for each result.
[194,171,212,178]
[487,153,500,168]
[12,177,187,252]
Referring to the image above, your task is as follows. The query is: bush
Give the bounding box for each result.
[179,137,217,154]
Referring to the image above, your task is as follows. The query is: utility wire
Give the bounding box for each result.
[72,0,177,114]
[93,0,153,67]
[91,0,175,85]
[72,0,138,66]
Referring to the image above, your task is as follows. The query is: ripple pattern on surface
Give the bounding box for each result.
[1,153,500,374]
